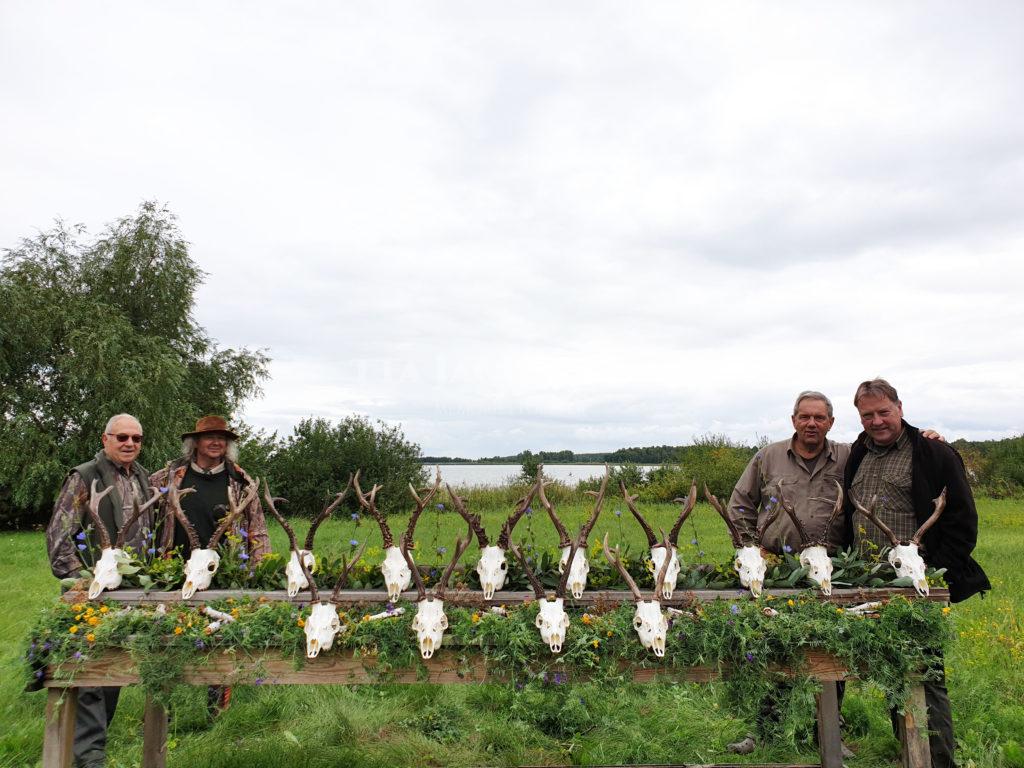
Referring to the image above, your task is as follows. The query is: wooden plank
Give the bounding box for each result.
[46,648,853,687]
[142,696,168,768]
[66,586,949,608]
[898,683,932,768]
[42,687,75,768]
[815,681,843,768]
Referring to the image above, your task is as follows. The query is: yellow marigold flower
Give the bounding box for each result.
[471,613,481,623]
[765,594,774,601]
[69,625,79,634]
[942,606,951,616]
[231,608,240,618]
[84,607,95,617]
[227,597,235,604]
[75,614,83,621]
[606,630,613,637]
[71,603,84,612]
[836,608,844,615]
[581,613,592,625]
[87,616,99,626]
[86,633,96,643]
[297,618,306,628]
[362,614,371,622]
[99,606,109,614]
[592,639,599,648]
[787,599,795,607]
[174,626,183,635]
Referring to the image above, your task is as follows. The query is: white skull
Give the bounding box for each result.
[380,546,413,601]
[889,543,930,596]
[304,601,342,658]
[475,545,509,600]
[632,599,669,657]
[734,545,767,597]
[89,547,126,599]
[411,597,447,659]
[286,549,316,598]
[650,546,680,600]
[182,548,221,599]
[535,597,570,653]
[798,545,834,596]
[558,546,590,599]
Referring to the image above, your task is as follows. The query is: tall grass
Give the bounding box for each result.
[1,498,1020,767]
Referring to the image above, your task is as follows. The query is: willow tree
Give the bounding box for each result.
[0,202,268,525]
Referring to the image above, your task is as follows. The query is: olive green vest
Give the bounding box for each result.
[72,450,149,554]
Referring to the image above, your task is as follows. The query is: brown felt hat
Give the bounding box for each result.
[181,415,239,440]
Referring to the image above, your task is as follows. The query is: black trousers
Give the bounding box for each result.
[73,686,120,767]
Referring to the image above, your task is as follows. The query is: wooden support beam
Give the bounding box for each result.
[815,681,843,768]
[142,696,168,768]
[898,683,932,768]
[42,688,76,768]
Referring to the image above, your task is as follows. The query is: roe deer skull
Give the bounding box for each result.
[603,532,672,657]
[622,477,696,600]
[705,484,780,598]
[83,481,163,599]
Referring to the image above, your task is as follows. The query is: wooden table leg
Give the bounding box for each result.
[42,688,76,768]
[142,695,168,768]
[816,680,843,768]
[898,683,932,768]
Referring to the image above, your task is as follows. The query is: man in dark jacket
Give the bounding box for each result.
[843,378,990,768]
[45,413,152,768]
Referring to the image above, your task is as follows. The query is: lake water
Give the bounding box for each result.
[425,464,660,487]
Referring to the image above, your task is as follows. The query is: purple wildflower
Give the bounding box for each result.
[73,651,83,660]
[76,531,86,542]
[691,538,698,545]
[42,641,51,651]
[745,652,755,662]
[254,677,265,685]
[730,604,740,615]
[525,506,533,516]
[436,503,445,511]
[783,544,793,554]
[147,547,156,555]
[349,539,359,547]
[159,486,168,493]
[240,552,250,561]
[614,509,622,517]
[35,669,44,680]
[351,512,360,521]
[77,544,87,551]
[195,638,206,650]
[239,529,249,539]
[436,546,447,555]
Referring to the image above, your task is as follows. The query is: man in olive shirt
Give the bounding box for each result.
[843,378,989,768]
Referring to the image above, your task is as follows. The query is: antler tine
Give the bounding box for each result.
[815,480,845,545]
[264,480,319,602]
[668,478,698,546]
[330,541,367,602]
[621,479,657,547]
[404,469,443,549]
[776,483,810,547]
[304,473,354,550]
[653,529,673,598]
[435,519,474,599]
[578,464,609,543]
[704,484,747,547]
[85,480,115,550]
[165,479,201,551]
[400,532,427,600]
[508,541,546,601]
[755,492,784,545]
[851,491,900,546]
[115,486,164,549]
[207,481,251,549]
[445,483,489,547]
[555,537,580,599]
[497,478,540,550]
[602,533,643,601]
[911,487,947,546]
[536,465,571,548]
[354,470,393,548]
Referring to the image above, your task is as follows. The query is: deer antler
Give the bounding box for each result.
[555,538,581,599]
[536,465,571,548]
[330,541,367,602]
[668,478,698,547]
[755,493,783,545]
[400,535,427,601]
[85,480,116,550]
[304,474,354,550]
[208,480,255,549]
[114,486,164,549]
[621,479,657,547]
[704,484,749,547]
[435,519,474,600]
[776,483,810,547]
[911,487,947,546]
[165,478,200,551]
[263,480,319,602]
[447,483,489,548]
[353,470,392,548]
[497,478,539,550]
[577,464,609,545]
[851,492,900,547]
[405,467,442,548]
[602,533,643,602]
[652,529,673,598]
[810,480,845,546]
[508,542,546,601]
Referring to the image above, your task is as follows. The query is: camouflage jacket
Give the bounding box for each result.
[46,451,153,580]
[149,459,271,562]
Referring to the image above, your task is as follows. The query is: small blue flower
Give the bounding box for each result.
[350,512,360,521]
[195,638,206,650]
[239,528,248,539]
[159,486,168,493]
[77,543,87,551]
[783,544,793,554]
[429,568,439,578]
[254,677,265,686]
[691,538,698,546]
[769,496,778,504]
[42,641,51,651]
[76,531,87,542]
[614,509,622,517]
[436,503,445,511]
[72,651,83,660]
[240,552,250,561]
[525,506,533,516]
[745,652,755,662]
[436,546,447,555]
[147,547,156,555]
[349,539,359,547]
[730,604,740,615]
[35,669,44,680]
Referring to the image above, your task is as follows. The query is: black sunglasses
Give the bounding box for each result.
[107,432,143,444]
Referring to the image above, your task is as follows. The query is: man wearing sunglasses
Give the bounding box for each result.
[45,413,153,768]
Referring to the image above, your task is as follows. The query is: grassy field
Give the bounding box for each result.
[1,496,1021,767]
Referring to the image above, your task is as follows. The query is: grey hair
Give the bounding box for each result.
[182,436,240,463]
[854,378,900,407]
[792,391,833,418]
[105,413,142,433]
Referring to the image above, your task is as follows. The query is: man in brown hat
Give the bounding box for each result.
[150,415,270,562]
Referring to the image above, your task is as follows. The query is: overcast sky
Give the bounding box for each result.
[3,2,1022,458]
